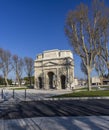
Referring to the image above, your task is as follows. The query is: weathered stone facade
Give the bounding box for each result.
[34,49,74,89]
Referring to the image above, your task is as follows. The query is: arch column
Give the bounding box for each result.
[45,73,49,89]
[60,75,66,89]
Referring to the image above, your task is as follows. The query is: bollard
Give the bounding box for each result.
[1,89,3,99]
[13,89,14,98]
[25,89,26,99]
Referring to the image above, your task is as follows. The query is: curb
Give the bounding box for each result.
[45,96,109,101]
[1,97,109,102]
[24,96,109,101]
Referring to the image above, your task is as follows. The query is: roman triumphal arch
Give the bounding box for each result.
[34,49,74,90]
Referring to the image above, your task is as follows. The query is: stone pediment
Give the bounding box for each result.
[43,62,58,66]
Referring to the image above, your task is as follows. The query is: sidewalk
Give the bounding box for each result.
[0,116,109,130]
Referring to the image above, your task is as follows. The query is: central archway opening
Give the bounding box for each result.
[61,75,66,89]
[48,72,55,89]
[38,77,43,89]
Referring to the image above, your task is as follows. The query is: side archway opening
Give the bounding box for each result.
[48,72,55,89]
[38,77,43,89]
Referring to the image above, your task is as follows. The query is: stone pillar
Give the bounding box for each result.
[34,77,39,89]
[57,70,61,90]
[45,72,49,89]
[42,71,45,89]
[34,77,37,89]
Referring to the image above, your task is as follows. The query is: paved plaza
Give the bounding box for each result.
[0,89,72,102]
[0,89,109,129]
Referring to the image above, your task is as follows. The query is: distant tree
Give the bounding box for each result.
[0,75,4,85]
[65,0,109,90]
[23,77,29,85]
[24,57,34,86]
[0,48,12,86]
[24,76,34,87]
[0,75,12,85]
[7,79,12,85]
[12,55,24,86]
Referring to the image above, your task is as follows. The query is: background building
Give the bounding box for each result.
[34,49,74,89]
[91,76,101,85]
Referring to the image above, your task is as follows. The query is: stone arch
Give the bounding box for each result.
[48,72,55,89]
[60,75,66,89]
[38,77,43,89]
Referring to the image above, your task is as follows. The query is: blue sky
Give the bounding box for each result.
[0,0,106,78]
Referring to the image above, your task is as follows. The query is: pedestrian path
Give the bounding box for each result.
[0,89,72,102]
[1,89,109,102]
[0,116,109,130]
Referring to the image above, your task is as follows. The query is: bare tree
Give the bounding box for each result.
[12,55,24,87]
[95,55,107,84]
[100,35,109,77]
[81,60,88,76]
[0,48,12,86]
[65,0,109,90]
[24,57,34,86]
[94,0,109,77]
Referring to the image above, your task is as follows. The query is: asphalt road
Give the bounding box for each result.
[0,99,109,119]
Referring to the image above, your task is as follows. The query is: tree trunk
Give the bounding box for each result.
[28,74,31,86]
[17,76,21,87]
[87,69,91,91]
[18,79,21,87]
[4,73,9,86]
[100,76,103,85]
[4,77,9,86]
[29,76,31,86]
[108,68,109,78]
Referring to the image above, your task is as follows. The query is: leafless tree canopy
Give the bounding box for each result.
[65,0,109,90]
[12,55,24,86]
[24,57,34,86]
[0,48,12,86]
[95,55,107,77]
[0,47,34,86]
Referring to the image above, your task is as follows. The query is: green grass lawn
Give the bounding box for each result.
[53,90,109,98]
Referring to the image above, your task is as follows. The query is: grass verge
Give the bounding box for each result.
[53,90,109,98]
